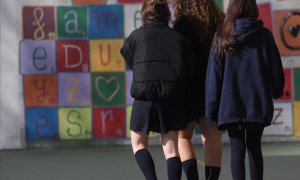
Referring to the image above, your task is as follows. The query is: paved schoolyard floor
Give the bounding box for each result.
[1,142,300,180]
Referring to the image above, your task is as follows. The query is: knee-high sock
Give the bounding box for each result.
[134,149,157,180]
[205,166,221,180]
[182,159,199,180]
[167,156,182,180]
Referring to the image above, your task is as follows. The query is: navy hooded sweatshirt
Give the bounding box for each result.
[205,18,285,130]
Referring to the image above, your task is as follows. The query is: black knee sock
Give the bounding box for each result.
[182,159,199,180]
[134,149,157,180]
[167,156,182,180]
[205,166,221,180]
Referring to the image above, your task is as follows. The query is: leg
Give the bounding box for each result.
[228,129,246,180]
[131,131,157,180]
[178,121,199,180]
[131,130,148,154]
[200,118,222,180]
[161,131,182,180]
[246,128,264,180]
[179,121,197,161]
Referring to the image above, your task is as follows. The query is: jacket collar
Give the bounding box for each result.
[143,19,168,27]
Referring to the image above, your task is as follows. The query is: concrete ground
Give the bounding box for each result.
[1,142,300,180]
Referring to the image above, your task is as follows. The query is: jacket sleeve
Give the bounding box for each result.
[205,45,223,124]
[120,33,135,70]
[267,32,285,99]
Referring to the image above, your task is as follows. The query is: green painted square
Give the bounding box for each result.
[294,68,300,100]
[58,107,92,139]
[194,123,201,135]
[92,72,125,106]
[57,6,88,38]
[215,0,223,10]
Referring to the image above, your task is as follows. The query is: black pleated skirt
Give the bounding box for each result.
[184,94,204,123]
[130,99,187,134]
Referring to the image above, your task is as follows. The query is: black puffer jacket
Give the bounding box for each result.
[120,20,195,101]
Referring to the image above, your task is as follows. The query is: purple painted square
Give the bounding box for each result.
[58,73,91,106]
[125,63,131,71]
[126,71,133,104]
[20,40,56,74]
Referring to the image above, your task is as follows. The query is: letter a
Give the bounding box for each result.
[64,11,81,34]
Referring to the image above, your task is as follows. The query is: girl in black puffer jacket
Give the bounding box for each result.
[120,0,195,179]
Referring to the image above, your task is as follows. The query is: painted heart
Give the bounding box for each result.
[288,25,300,37]
[95,76,120,102]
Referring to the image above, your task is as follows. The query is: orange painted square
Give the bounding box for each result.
[24,75,58,107]
[274,10,300,56]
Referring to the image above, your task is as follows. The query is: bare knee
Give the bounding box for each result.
[161,131,179,159]
[131,131,148,154]
[178,121,196,140]
[200,118,221,143]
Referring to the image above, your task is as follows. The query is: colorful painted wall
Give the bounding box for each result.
[0,0,299,150]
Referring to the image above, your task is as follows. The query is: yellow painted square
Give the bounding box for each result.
[149,131,158,138]
[90,39,125,72]
[126,106,132,138]
[58,107,92,139]
[294,101,300,137]
[126,106,158,138]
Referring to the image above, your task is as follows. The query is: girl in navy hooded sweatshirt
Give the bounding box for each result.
[205,0,284,179]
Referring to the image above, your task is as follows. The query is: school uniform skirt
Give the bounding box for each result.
[130,99,187,134]
[184,90,205,123]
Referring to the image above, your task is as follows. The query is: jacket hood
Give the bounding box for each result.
[234,18,263,44]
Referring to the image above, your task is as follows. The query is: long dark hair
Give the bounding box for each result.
[141,0,170,25]
[173,0,224,50]
[215,0,259,58]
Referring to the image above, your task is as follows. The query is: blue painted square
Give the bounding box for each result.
[25,107,58,141]
[89,5,124,39]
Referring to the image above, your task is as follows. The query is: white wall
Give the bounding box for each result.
[0,0,72,150]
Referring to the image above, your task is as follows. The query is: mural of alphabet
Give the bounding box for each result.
[18,0,300,145]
